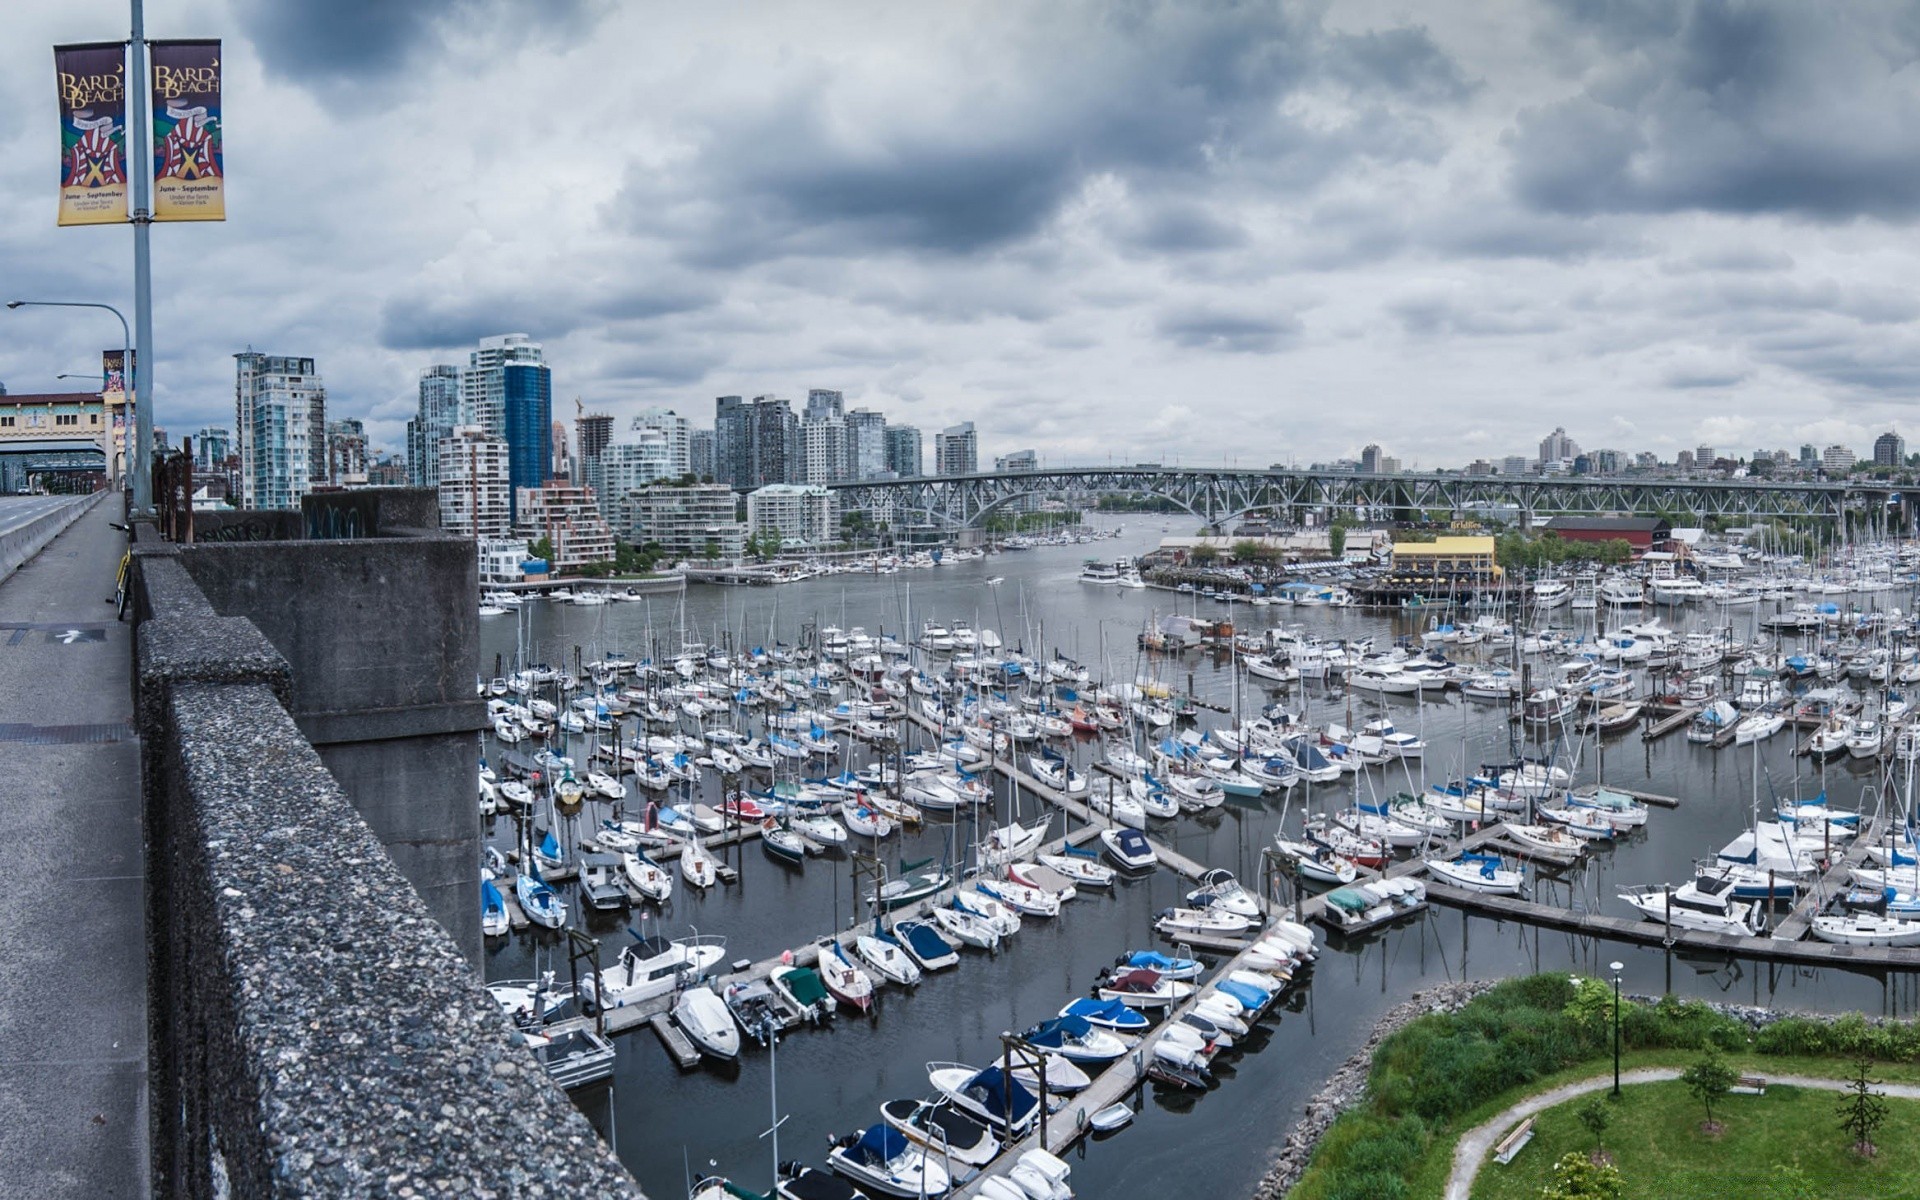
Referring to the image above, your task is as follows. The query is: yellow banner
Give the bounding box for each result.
[55,43,130,227]
[152,40,224,221]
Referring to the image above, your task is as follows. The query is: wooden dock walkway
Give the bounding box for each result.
[1642,706,1700,741]
[1769,817,1882,942]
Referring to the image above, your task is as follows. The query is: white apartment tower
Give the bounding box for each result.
[460,333,545,438]
[234,352,327,511]
[437,425,513,539]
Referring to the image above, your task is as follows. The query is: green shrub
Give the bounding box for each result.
[1756,1016,1828,1058]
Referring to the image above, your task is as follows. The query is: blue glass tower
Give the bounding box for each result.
[502,362,551,522]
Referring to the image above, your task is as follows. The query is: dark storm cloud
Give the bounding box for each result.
[1664,365,1750,389]
[1390,294,1564,338]
[620,2,1472,266]
[1513,2,1920,220]
[1155,307,1301,353]
[238,0,606,86]
[376,290,583,352]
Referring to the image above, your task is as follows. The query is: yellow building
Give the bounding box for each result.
[0,389,127,484]
[1388,535,1501,582]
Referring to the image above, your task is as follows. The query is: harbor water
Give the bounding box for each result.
[479,521,1919,1199]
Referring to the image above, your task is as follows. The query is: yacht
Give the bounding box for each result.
[578,933,726,1011]
[1532,578,1572,609]
[1598,575,1644,606]
[1619,874,1760,935]
[1078,559,1122,584]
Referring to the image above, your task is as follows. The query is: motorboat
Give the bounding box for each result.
[1810,911,1920,947]
[855,933,923,988]
[724,978,802,1044]
[1088,1103,1134,1132]
[879,1098,1001,1169]
[1271,836,1357,886]
[1424,852,1525,895]
[1008,1151,1073,1200]
[1010,1051,1091,1096]
[1094,966,1193,1008]
[1154,906,1253,938]
[926,1063,1040,1136]
[671,985,741,1061]
[1619,874,1760,935]
[578,852,629,911]
[1113,948,1203,981]
[818,940,876,1013]
[580,932,727,1011]
[827,1123,951,1198]
[774,1163,865,1200]
[892,920,959,971]
[1057,996,1151,1032]
[1185,867,1263,919]
[1100,827,1158,871]
[1020,1014,1129,1063]
[769,964,837,1025]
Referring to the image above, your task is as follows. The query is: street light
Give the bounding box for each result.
[6,299,141,506]
[1609,960,1625,1098]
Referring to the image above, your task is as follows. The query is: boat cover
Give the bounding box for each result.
[1063,997,1147,1027]
[960,1067,1038,1125]
[900,923,953,961]
[781,1167,859,1200]
[1024,1016,1092,1047]
[1326,888,1369,913]
[852,1123,910,1165]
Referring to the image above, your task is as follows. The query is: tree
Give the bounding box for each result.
[760,529,784,560]
[1189,542,1219,565]
[1540,1151,1623,1199]
[1681,1046,1737,1132]
[1576,1096,1612,1160]
[1837,1056,1889,1157]
[701,538,719,563]
[1231,538,1265,564]
[1328,522,1348,559]
[526,536,553,563]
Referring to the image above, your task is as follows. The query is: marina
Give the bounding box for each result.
[476,518,1920,1199]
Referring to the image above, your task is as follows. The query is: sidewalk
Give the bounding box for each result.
[0,495,147,1198]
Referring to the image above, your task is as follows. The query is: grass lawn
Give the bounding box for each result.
[1471,1080,1920,1200]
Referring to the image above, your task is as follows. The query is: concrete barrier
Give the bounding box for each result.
[0,491,108,582]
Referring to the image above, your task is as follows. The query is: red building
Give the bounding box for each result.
[1538,516,1671,558]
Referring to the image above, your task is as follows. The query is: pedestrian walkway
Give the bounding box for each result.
[1447,1066,1920,1199]
[0,494,147,1198]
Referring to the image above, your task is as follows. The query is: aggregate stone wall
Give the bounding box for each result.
[135,539,644,1197]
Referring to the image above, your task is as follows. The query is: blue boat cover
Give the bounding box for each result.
[1218,978,1269,1009]
[1063,997,1148,1028]
[853,1123,909,1164]
[961,1067,1037,1124]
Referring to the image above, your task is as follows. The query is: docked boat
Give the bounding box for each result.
[1039,846,1116,888]
[819,940,877,1013]
[892,920,960,971]
[879,1098,1001,1169]
[974,878,1060,918]
[868,858,951,910]
[481,874,509,937]
[1113,948,1203,980]
[1424,852,1525,895]
[1094,966,1193,1008]
[1810,911,1920,947]
[979,818,1050,866]
[763,823,809,866]
[1272,836,1357,886]
[1619,873,1760,935]
[774,1163,865,1200]
[515,865,567,929]
[724,978,802,1043]
[925,1063,1040,1136]
[580,932,727,1011]
[930,897,1004,952]
[680,839,719,889]
[1057,996,1150,1032]
[855,933,923,987]
[827,1123,951,1198]
[769,964,837,1025]
[671,985,741,1061]
[1154,906,1253,938]
[1100,826,1158,872]
[620,849,674,903]
[1185,867,1263,919]
[578,852,629,911]
[1020,1014,1129,1063]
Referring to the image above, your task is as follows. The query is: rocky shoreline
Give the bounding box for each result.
[1250,980,1496,1199]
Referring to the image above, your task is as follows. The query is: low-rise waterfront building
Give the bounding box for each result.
[627,482,745,563]
[516,481,615,571]
[746,482,837,548]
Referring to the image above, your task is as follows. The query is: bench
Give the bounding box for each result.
[1731,1075,1768,1095]
[1493,1116,1536,1165]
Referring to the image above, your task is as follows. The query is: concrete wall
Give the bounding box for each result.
[133,589,642,1195]
[0,491,104,581]
[162,488,486,962]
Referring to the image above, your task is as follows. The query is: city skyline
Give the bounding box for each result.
[7,3,1920,470]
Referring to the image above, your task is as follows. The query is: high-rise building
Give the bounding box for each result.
[748,396,798,487]
[1359,444,1385,474]
[576,412,613,469]
[1499,455,1530,477]
[934,421,977,476]
[550,422,572,481]
[800,415,849,484]
[501,362,551,522]
[326,418,368,486]
[234,352,326,510]
[689,428,715,481]
[994,449,1039,512]
[461,334,544,438]
[804,389,844,423]
[746,483,838,548]
[630,409,691,477]
[436,425,512,539]
[884,425,922,478]
[1537,426,1578,467]
[1875,431,1905,467]
[1589,448,1625,475]
[1675,450,1695,469]
[1822,444,1856,472]
[1799,444,1818,467]
[516,482,616,571]
[627,483,746,563]
[846,409,888,480]
[1695,444,1717,468]
[599,426,689,529]
[406,364,461,488]
[194,427,231,472]
[713,395,748,488]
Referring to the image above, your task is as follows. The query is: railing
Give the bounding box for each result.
[152,436,194,543]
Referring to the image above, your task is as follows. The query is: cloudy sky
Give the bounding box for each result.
[6,1,1920,469]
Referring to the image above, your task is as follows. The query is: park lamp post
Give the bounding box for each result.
[7,300,140,503]
[1610,960,1625,1098]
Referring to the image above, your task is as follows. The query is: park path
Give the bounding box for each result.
[1446,1067,1920,1200]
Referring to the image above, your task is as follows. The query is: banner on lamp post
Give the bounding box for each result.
[54,42,130,226]
[151,40,224,221]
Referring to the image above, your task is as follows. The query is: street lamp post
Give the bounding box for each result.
[7,300,140,504]
[1610,960,1625,1098]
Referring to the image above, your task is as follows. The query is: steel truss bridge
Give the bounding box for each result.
[829,467,1911,531]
